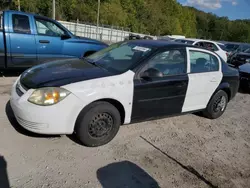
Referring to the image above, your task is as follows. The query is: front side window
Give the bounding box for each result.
[12,14,31,34]
[142,49,186,76]
[189,50,219,73]
[35,18,66,37]
[86,42,153,73]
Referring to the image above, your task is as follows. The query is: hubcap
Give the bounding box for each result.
[88,113,113,138]
[213,96,226,113]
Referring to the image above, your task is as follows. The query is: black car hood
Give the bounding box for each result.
[20,58,113,89]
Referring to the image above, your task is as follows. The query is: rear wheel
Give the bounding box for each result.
[75,101,121,147]
[203,90,228,119]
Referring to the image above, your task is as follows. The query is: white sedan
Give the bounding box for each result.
[10,40,239,147]
[175,38,228,62]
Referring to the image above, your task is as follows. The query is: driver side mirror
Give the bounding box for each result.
[140,68,163,81]
[61,34,71,40]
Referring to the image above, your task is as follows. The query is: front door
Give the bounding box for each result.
[182,47,222,112]
[131,48,189,121]
[34,17,67,64]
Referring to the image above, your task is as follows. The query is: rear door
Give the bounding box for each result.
[7,13,37,67]
[131,47,189,121]
[182,47,222,112]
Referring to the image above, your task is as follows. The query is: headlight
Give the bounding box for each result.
[246,59,250,63]
[28,87,71,106]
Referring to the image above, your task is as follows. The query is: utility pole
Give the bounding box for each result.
[52,0,55,20]
[17,0,20,11]
[96,0,100,39]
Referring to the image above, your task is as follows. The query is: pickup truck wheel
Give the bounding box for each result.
[75,101,121,147]
[203,90,228,119]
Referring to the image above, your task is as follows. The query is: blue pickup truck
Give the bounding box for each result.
[0,10,108,70]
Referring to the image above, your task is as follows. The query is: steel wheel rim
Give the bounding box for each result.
[88,112,114,138]
[213,96,226,113]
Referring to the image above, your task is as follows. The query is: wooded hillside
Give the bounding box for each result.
[1,0,250,42]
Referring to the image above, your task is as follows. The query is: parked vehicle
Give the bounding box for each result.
[124,33,154,41]
[10,40,239,147]
[0,10,108,70]
[239,63,250,91]
[174,38,228,62]
[227,44,250,64]
[222,42,241,55]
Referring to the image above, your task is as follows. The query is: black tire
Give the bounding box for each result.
[203,90,228,119]
[239,81,250,93]
[75,101,121,147]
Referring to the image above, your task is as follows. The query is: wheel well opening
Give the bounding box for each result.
[97,99,126,124]
[74,99,126,132]
[83,51,96,57]
[222,88,231,101]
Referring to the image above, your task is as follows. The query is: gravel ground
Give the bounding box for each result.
[0,76,250,188]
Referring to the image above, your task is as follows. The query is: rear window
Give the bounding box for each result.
[12,14,31,34]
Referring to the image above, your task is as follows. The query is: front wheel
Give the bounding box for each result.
[75,101,121,147]
[203,90,228,119]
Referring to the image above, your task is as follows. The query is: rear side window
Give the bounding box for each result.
[204,42,219,51]
[189,50,219,73]
[12,14,31,34]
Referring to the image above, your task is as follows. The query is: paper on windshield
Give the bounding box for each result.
[133,46,150,52]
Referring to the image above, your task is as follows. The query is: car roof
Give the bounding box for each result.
[4,10,54,22]
[128,39,196,48]
[184,38,225,45]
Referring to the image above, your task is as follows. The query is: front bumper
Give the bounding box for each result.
[10,79,84,135]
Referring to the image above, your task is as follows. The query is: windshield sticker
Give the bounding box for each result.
[133,46,150,52]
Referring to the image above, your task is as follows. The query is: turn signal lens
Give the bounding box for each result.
[28,87,71,106]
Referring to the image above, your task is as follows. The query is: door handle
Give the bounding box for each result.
[39,40,50,44]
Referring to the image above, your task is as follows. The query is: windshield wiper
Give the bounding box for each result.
[82,57,106,69]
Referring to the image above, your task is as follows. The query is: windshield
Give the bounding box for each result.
[243,48,250,53]
[241,45,250,52]
[225,44,240,51]
[86,42,154,73]
[218,44,226,51]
